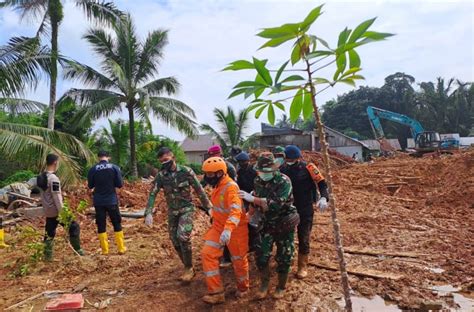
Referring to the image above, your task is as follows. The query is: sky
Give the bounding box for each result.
[1,0,473,141]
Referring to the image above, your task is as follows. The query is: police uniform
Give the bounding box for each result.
[87,160,126,254]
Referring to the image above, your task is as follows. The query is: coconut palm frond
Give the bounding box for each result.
[136,29,168,83]
[199,123,227,149]
[0,122,95,187]
[148,97,198,137]
[75,0,124,26]
[0,97,46,114]
[62,59,117,90]
[141,77,180,96]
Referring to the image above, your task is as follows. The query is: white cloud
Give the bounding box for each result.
[1,0,472,141]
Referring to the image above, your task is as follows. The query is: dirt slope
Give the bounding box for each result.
[1,150,473,311]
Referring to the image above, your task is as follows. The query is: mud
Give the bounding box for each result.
[1,150,473,311]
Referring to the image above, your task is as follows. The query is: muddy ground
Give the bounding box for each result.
[1,150,473,311]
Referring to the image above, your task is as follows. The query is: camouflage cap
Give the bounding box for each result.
[272,146,285,156]
[256,152,277,172]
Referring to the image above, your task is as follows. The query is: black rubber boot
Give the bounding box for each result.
[273,272,289,299]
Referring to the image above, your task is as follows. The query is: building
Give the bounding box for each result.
[257,124,313,150]
[180,134,218,163]
[256,123,380,161]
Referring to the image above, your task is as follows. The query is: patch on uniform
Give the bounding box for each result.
[52,181,60,192]
[306,163,324,182]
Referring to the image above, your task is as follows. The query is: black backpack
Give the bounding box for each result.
[37,172,48,191]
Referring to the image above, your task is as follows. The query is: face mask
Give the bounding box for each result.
[258,172,275,181]
[161,159,174,172]
[286,161,296,166]
[275,158,284,166]
[204,175,221,187]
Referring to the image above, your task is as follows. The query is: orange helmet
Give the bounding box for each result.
[202,157,227,174]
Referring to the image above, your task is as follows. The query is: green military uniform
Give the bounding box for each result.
[254,171,297,273]
[146,164,211,268]
[249,152,299,299]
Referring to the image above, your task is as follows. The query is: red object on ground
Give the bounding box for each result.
[45,294,84,311]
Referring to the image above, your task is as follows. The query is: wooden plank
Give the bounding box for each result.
[309,262,403,280]
[344,247,426,258]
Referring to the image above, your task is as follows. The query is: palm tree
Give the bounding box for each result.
[62,15,198,177]
[0,36,51,99]
[200,106,250,154]
[91,119,130,169]
[0,38,94,188]
[0,0,123,130]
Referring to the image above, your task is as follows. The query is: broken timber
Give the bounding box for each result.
[344,247,427,258]
[309,262,403,280]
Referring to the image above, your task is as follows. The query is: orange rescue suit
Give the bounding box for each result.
[201,175,249,294]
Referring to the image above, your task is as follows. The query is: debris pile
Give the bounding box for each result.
[1,150,473,311]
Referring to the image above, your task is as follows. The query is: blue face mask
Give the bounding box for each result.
[258,172,275,181]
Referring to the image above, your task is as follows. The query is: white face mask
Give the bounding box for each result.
[258,172,275,181]
[286,161,296,166]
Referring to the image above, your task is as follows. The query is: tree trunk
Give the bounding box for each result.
[306,61,352,312]
[47,0,63,130]
[128,105,138,177]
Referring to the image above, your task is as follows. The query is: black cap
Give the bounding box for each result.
[98,150,109,157]
[157,147,172,158]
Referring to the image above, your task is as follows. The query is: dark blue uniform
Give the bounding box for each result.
[87,160,123,234]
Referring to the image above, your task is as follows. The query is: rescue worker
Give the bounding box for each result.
[145,147,212,282]
[235,151,259,251]
[239,152,299,299]
[272,146,286,168]
[87,151,126,255]
[206,145,237,180]
[205,144,236,268]
[39,154,84,260]
[201,157,249,304]
[279,145,329,279]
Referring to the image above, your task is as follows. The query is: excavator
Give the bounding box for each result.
[366,106,459,157]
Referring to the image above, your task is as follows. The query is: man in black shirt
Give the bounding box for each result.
[280,145,329,279]
[235,152,256,195]
[87,151,126,255]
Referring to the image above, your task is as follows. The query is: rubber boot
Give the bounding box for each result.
[202,292,225,304]
[98,233,109,255]
[180,267,195,283]
[44,239,54,262]
[69,236,85,256]
[273,272,289,299]
[0,229,9,248]
[255,266,270,300]
[296,253,309,279]
[114,231,127,254]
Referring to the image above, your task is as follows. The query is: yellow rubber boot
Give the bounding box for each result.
[0,229,9,249]
[98,233,109,255]
[114,231,127,255]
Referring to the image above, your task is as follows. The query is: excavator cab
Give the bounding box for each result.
[415,131,441,152]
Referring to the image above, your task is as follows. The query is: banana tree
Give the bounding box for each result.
[223,4,393,311]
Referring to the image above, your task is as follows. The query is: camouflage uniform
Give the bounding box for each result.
[254,162,297,274]
[146,164,211,268]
